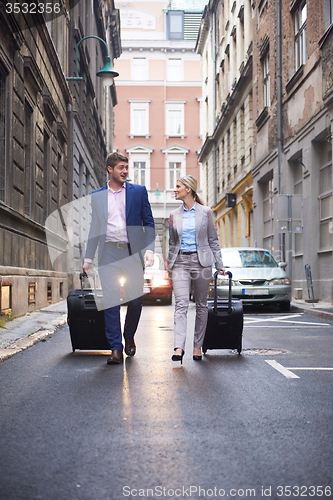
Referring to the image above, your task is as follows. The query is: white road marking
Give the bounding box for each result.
[245,314,331,327]
[287,367,333,371]
[266,361,333,378]
[245,325,331,328]
[245,314,302,324]
[265,360,299,378]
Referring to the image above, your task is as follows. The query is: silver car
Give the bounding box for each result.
[208,247,291,311]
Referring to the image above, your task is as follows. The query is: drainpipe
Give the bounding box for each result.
[276,0,287,269]
[213,9,217,207]
[276,0,282,196]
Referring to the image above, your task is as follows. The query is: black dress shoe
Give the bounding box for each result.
[107,350,123,365]
[193,355,202,361]
[124,337,136,356]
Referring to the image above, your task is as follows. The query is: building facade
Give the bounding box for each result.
[0,0,120,317]
[252,0,333,303]
[196,0,254,250]
[113,0,206,258]
[198,0,333,303]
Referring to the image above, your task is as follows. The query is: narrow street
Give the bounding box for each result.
[0,303,332,500]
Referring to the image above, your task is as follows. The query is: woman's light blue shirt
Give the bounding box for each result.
[180,203,197,252]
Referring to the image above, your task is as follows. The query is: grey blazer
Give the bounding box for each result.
[168,203,224,270]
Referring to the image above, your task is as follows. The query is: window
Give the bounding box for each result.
[28,283,36,304]
[294,162,303,254]
[167,11,184,40]
[162,145,187,189]
[263,179,274,252]
[130,101,150,137]
[167,58,183,81]
[169,162,181,190]
[47,282,52,302]
[168,110,182,135]
[127,145,153,189]
[294,1,307,70]
[131,58,148,81]
[0,65,6,203]
[240,106,245,161]
[263,53,270,107]
[319,142,332,250]
[133,162,146,185]
[1,283,12,313]
[79,158,85,198]
[165,102,185,137]
[43,131,50,217]
[24,101,33,216]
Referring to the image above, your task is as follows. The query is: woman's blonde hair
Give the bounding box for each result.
[178,175,205,205]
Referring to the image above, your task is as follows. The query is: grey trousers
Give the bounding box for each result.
[172,252,212,351]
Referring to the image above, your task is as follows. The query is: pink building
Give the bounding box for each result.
[113,0,206,256]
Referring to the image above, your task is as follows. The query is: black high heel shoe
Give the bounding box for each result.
[193,349,202,361]
[172,349,184,364]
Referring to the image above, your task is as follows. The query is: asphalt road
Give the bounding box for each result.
[0,303,332,500]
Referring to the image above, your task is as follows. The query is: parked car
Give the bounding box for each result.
[120,253,172,305]
[143,253,173,305]
[207,247,291,311]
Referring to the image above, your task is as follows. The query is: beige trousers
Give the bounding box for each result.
[172,252,212,351]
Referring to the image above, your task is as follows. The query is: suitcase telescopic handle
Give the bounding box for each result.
[79,272,96,308]
[213,270,233,315]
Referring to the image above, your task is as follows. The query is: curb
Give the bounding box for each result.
[0,314,67,363]
[291,303,333,322]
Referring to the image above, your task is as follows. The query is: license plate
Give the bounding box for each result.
[143,286,150,294]
[242,289,269,295]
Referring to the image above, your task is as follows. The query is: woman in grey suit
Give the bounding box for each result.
[168,175,224,363]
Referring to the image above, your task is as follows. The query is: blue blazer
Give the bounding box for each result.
[85,182,155,265]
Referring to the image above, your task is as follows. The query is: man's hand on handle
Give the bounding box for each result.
[83,261,93,276]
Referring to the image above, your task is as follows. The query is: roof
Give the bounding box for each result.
[168,0,208,12]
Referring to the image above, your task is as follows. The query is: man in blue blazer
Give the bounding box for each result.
[83,152,155,364]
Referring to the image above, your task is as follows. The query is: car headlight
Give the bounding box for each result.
[268,278,291,286]
[152,278,169,287]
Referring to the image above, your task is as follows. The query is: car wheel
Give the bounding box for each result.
[279,301,291,312]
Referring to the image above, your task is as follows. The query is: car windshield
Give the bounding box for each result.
[150,255,166,270]
[222,250,278,268]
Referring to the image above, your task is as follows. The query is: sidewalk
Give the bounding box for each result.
[0,301,67,362]
[291,299,333,322]
[0,297,332,363]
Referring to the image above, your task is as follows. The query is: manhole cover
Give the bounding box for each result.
[242,348,290,355]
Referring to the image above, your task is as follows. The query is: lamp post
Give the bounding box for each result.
[66,35,119,85]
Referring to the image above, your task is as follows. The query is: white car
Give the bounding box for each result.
[208,247,292,311]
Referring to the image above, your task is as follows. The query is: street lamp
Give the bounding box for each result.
[66,35,119,85]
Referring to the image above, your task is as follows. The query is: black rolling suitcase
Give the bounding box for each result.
[67,273,110,352]
[203,271,243,354]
